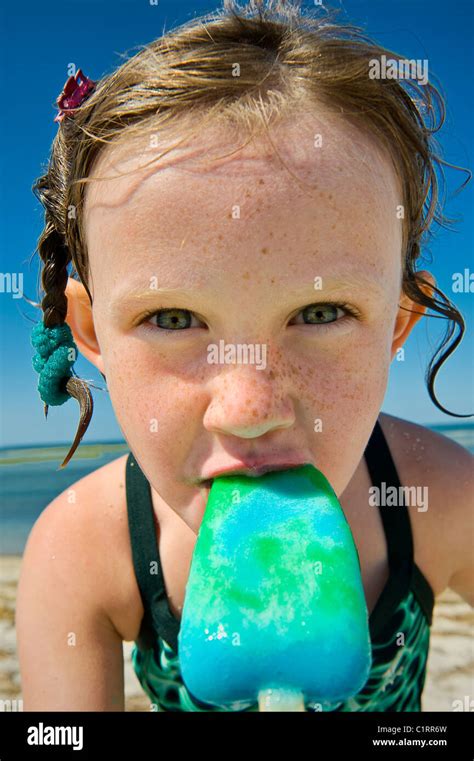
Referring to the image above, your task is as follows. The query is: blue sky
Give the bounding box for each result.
[1,0,473,447]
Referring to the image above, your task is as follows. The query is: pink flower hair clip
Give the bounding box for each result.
[54,69,97,123]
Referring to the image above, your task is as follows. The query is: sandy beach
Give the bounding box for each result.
[1,555,472,712]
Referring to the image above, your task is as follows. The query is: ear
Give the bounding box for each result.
[65,277,106,375]
[391,270,436,361]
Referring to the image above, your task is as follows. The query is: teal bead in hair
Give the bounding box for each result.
[31,321,78,406]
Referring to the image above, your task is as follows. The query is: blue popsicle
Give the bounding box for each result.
[178,464,372,710]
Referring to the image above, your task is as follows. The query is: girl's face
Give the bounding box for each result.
[75,109,420,531]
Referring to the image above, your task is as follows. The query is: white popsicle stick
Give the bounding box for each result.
[258,687,306,712]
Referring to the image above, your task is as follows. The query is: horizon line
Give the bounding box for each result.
[1,420,473,451]
[0,439,127,451]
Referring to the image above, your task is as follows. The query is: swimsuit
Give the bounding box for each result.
[126,419,435,711]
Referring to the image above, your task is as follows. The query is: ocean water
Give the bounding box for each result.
[0,424,473,555]
[0,442,129,555]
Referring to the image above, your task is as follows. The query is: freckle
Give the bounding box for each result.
[270,277,275,283]
[258,178,265,185]
[261,247,268,255]
[218,234,223,241]
[242,271,250,280]
[268,370,275,380]
[331,223,336,230]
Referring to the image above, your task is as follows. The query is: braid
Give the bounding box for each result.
[39,225,69,328]
[32,175,94,469]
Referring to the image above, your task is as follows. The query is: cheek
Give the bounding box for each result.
[279,332,391,494]
[282,324,391,414]
[101,336,204,458]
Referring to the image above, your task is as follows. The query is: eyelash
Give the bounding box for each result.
[289,301,361,327]
[138,301,361,333]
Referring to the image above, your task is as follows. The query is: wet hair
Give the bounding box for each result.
[30,0,472,467]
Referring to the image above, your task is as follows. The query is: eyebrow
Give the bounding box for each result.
[111,274,387,314]
[110,287,206,315]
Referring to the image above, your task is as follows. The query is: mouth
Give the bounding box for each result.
[198,462,309,495]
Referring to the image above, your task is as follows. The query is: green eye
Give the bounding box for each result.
[289,302,358,328]
[303,304,338,323]
[153,309,192,330]
[300,304,339,324]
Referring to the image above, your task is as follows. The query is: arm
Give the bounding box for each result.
[379,414,474,608]
[16,494,125,711]
[446,445,474,608]
[449,564,474,608]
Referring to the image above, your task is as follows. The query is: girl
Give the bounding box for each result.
[16,0,473,711]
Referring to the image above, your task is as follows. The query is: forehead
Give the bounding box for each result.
[83,109,403,287]
[85,107,400,203]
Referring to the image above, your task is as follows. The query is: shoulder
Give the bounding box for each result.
[378,412,472,479]
[21,452,144,641]
[378,412,472,499]
[378,412,474,603]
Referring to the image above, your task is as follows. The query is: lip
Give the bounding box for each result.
[199,459,311,486]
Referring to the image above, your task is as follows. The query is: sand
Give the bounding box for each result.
[1,555,472,712]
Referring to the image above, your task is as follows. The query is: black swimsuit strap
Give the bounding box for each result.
[364,420,434,633]
[364,419,413,576]
[125,454,179,652]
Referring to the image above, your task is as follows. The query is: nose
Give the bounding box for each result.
[202,364,296,439]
